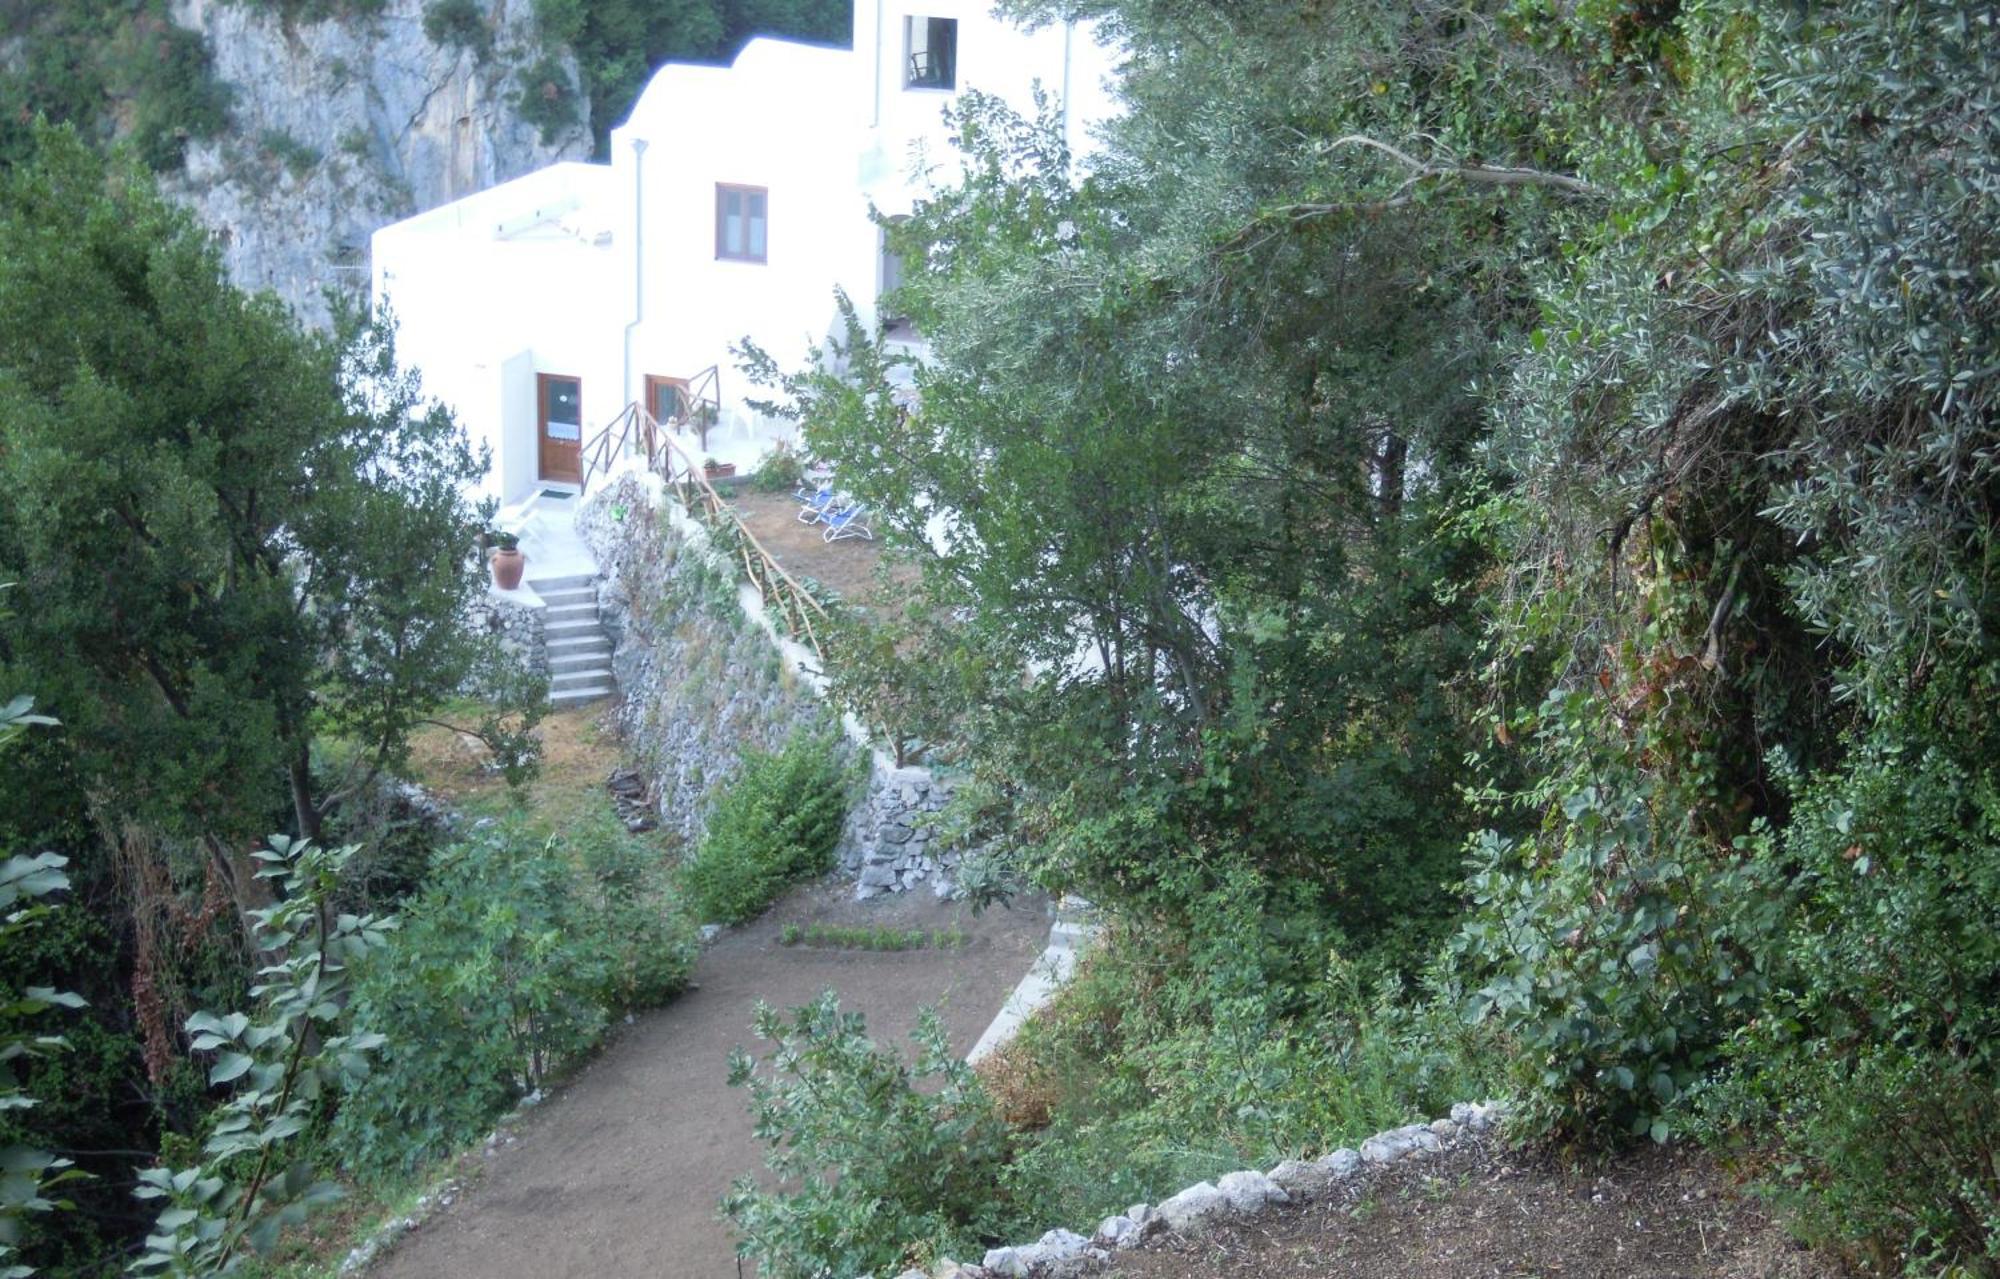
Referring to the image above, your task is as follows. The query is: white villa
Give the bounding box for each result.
[372,1,1121,506]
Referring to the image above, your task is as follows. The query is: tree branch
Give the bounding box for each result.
[1220,135,1597,255]
[1321,133,1597,196]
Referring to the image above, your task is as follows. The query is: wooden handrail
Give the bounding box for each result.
[578,400,827,664]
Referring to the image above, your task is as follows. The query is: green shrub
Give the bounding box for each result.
[514,54,580,145]
[682,731,850,924]
[1692,719,2000,1272]
[749,443,806,493]
[1455,676,1786,1144]
[333,821,693,1177]
[988,880,1499,1230]
[724,994,1013,1278]
[423,0,492,58]
[776,923,963,951]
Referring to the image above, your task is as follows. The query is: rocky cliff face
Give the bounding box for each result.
[167,0,589,329]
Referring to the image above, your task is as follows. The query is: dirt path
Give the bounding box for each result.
[371,881,1050,1279]
[1104,1137,1844,1279]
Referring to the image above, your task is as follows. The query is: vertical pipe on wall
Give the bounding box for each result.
[624,136,649,418]
[872,0,884,128]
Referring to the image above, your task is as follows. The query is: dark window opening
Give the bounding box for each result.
[904,16,957,90]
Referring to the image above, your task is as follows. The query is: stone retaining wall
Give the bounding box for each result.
[576,471,847,846]
[466,587,547,678]
[895,1103,1505,1279]
[840,763,965,899]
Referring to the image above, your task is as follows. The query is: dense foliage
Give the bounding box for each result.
[0,128,535,929]
[724,995,1013,1278]
[333,820,695,1178]
[0,3,229,172]
[746,0,2000,1272]
[0,129,542,1272]
[530,0,850,149]
[683,731,853,924]
[129,838,392,1276]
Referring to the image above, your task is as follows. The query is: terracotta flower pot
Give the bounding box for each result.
[489,547,526,591]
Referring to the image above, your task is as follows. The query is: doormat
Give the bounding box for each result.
[538,489,576,501]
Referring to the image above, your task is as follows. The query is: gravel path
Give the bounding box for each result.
[371,882,1050,1279]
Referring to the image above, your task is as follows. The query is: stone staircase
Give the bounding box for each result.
[533,574,615,708]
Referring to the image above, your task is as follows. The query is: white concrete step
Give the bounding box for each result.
[545,617,605,639]
[551,652,612,676]
[551,669,614,692]
[538,588,598,609]
[550,684,614,707]
[547,634,612,656]
[546,602,599,625]
[529,574,596,594]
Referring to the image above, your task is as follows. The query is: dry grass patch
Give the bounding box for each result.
[728,488,920,613]
[402,702,664,843]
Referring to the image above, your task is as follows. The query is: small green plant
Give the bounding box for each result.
[422,0,491,58]
[682,732,851,925]
[513,54,579,145]
[750,444,807,493]
[725,994,1013,1278]
[332,821,692,1177]
[130,837,395,1274]
[256,129,320,181]
[775,923,969,951]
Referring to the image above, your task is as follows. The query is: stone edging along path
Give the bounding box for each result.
[892,1102,1506,1279]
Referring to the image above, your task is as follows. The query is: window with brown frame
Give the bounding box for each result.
[715,184,768,262]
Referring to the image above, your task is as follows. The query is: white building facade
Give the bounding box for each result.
[372,2,1119,506]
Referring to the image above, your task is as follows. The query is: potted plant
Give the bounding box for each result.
[488,529,526,591]
[703,456,737,480]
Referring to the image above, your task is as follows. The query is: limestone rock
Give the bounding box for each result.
[1318,1147,1362,1179]
[167,0,590,329]
[1155,1181,1232,1232]
[1360,1129,1418,1165]
[1267,1157,1336,1198]
[1216,1169,1289,1214]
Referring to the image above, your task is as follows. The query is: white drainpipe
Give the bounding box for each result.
[871,0,884,129]
[624,136,648,420]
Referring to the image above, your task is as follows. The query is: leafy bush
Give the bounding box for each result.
[131,837,394,1274]
[681,731,850,924]
[422,0,492,58]
[749,442,806,493]
[332,821,693,1177]
[990,879,1499,1228]
[513,54,581,145]
[1456,680,1785,1143]
[1691,713,2000,1271]
[724,994,1013,1278]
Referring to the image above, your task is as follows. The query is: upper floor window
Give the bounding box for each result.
[904,16,957,90]
[716,184,767,262]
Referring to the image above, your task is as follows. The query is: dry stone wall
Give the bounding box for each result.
[896,1103,1506,1279]
[841,764,968,900]
[466,588,547,678]
[577,472,847,846]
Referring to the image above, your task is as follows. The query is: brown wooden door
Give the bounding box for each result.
[645,374,689,426]
[538,373,582,484]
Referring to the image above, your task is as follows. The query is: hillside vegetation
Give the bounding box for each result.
[0,0,851,171]
[736,1,2000,1275]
